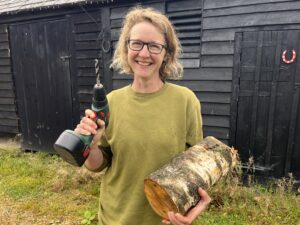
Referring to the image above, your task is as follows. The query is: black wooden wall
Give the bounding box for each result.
[201,0,300,178]
[0,25,18,134]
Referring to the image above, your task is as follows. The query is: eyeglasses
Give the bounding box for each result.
[128,40,166,54]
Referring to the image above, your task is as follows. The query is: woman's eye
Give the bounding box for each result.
[132,41,143,47]
[149,44,161,50]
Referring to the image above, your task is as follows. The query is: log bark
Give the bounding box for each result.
[144,136,238,219]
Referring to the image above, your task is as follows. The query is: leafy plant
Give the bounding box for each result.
[81,210,99,225]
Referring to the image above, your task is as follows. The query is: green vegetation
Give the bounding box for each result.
[0,140,299,225]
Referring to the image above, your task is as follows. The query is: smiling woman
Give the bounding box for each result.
[74,6,210,225]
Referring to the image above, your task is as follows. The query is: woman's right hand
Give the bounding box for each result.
[74,109,105,145]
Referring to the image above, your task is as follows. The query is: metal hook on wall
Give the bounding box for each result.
[101,39,111,53]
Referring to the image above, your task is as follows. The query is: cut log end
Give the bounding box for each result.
[144,136,239,219]
[144,179,179,219]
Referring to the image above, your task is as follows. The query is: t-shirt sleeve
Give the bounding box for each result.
[186,93,203,147]
[95,133,113,171]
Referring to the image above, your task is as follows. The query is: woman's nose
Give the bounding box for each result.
[138,44,150,57]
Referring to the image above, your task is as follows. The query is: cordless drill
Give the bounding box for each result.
[53,59,109,167]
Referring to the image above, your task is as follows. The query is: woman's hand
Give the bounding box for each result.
[162,188,211,225]
[74,109,105,147]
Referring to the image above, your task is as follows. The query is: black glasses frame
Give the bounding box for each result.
[127,39,166,54]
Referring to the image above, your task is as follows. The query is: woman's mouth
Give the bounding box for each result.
[136,60,152,66]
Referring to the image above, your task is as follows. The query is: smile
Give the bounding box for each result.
[136,60,152,66]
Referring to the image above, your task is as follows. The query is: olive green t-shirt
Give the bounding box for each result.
[98,82,203,225]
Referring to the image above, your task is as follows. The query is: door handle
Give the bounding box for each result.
[60,55,71,61]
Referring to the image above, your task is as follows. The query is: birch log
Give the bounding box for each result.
[144,136,238,219]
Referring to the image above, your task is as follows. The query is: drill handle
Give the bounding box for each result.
[90,105,110,128]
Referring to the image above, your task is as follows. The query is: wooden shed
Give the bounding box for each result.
[0,0,299,181]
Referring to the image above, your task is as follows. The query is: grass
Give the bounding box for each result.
[0,140,102,225]
[0,139,299,225]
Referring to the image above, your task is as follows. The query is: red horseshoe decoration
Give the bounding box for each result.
[282,49,296,64]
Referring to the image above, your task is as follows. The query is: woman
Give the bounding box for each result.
[75,6,211,225]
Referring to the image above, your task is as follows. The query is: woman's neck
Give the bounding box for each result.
[131,77,164,93]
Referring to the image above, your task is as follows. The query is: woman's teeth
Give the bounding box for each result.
[137,61,151,66]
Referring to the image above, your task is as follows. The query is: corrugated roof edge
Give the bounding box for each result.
[0,0,114,15]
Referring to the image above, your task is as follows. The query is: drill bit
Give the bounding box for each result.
[95,59,100,85]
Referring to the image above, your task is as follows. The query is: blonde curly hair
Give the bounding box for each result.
[110,6,183,80]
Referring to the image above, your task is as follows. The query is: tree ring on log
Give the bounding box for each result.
[144,179,179,219]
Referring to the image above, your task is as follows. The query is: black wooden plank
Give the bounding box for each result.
[79,93,93,103]
[0,74,12,82]
[110,6,130,20]
[177,31,201,39]
[67,15,81,127]
[0,125,18,133]
[75,33,99,41]
[203,11,300,30]
[181,53,201,59]
[76,59,99,68]
[168,9,202,18]
[0,82,13,89]
[75,23,101,33]
[0,59,10,66]
[249,31,263,155]
[185,67,232,80]
[204,2,300,17]
[284,85,300,175]
[75,41,100,50]
[196,92,231,104]
[0,89,14,98]
[9,24,31,139]
[180,39,201,45]
[76,50,99,59]
[202,115,230,128]
[72,12,101,24]
[0,50,10,58]
[0,65,11,74]
[0,25,7,34]
[110,2,164,20]
[201,102,230,116]
[229,32,242,146]
[265,31,283,169]
[201,55,233,68]
[167,80,232,92]
[110,28,120,41]
[78,77,98,86]
[0,104,16,111]
[0,111,18,119]
[202,29,236,42]
[201,41,234,55]
[172,17,202,26]
[175,24,202,33]
[182,45,201,53]
[101,6,113,92]
[204,0,293,10]
[0,34,8,42]
[110,18,123,29]
[0,42,9,50]
[0,118,18,126]
[180,59,200,68]
[167,0,202,12]
[0,97,14,104]
[77,67,100,77]
[203,126,229,140]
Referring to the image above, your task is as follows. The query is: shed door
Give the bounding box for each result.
[10,20,73,152]
[232,30,300,179]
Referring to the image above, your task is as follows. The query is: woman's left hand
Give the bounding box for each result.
[162,187,211,225]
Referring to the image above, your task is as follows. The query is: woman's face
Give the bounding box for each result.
[127,21,166,81]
